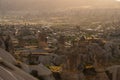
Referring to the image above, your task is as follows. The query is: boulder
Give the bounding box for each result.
[29,63,55,80]
[38,53,65,66]
[52,55,66,66]
[38,55,53,65]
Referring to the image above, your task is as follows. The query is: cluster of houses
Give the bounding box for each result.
[0,24,120,80]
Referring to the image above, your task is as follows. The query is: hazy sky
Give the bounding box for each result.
[0,0,120,12]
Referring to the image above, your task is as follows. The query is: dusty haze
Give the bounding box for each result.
[0,0,120,13]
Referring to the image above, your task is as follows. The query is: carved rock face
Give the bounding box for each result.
[106,65,120,80]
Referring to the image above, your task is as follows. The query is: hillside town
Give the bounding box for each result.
[0,23,120,80]
[1,0,120,80]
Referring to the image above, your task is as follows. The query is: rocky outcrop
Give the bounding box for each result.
[37,32,48,49]
[0,58,38,80]
[0,48,16,64]
[4,35,14,55]
[0,48,55,80]
[0,36,6,49]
